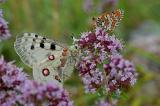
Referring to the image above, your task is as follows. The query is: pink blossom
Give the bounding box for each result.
[75,27,137,94]
[0,56,73,106]
[0,10,11,40]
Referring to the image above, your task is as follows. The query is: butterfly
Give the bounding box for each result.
[14,33,79,86]
[92,9,124,31]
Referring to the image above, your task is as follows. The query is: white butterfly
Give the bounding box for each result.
[14,33,79,86]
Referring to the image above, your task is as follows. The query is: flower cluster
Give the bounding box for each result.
[0,56,73,106]
[17,80,73,106]
[0,56,28,105]
[104,54,137,92]
[0,9,11,40]
[78,28,122,53]
[76,27,137,94]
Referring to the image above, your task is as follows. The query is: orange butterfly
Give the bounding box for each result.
[93,9,124,31]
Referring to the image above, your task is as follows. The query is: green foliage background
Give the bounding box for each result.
[0,0,160,106]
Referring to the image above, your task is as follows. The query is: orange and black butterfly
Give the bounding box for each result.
[93,9,124,31]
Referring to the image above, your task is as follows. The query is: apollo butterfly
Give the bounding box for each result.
[93,9,124,31]
[14,33,79,86]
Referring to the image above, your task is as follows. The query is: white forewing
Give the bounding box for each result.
[14,33,75,84]
[14,33,62,67]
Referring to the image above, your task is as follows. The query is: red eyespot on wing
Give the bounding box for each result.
[42,68,50,76]
[48,55,55,60]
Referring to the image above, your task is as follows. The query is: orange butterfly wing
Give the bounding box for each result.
[93,9,124,31]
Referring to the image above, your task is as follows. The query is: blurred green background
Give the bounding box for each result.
[0,0,160,106]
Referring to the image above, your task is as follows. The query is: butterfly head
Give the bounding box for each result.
[69,45,79,57]
[69,36,80,57]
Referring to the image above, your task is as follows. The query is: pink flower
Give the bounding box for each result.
[0,10,11,40]
[0,56,27,105]
[75,27,137,94]
[78,27,123,53]
[17,80,73,106]
[0,56,73,106]
[104,54,137,92]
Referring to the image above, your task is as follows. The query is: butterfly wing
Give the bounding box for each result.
[14,33,63,67]
[14,33,75,84]
[93,9,124,31]
[32,53,75,85]
[32,55,62,86]
[61,56,75,81]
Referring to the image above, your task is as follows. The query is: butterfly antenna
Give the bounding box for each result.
[71,33,75,39]
[71,33,79,43]
[63,34,73,43]
[71,33,79,40]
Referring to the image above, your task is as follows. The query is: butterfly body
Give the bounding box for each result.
[14,33,78,85]
[93,9,124,31]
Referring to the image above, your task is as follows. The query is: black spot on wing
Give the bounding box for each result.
[40,42,44,48]
[50,42,56,50]
[33,38,36,42]
[43,37,46,40]
[30,45,34,50]
[35,34,38,38]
